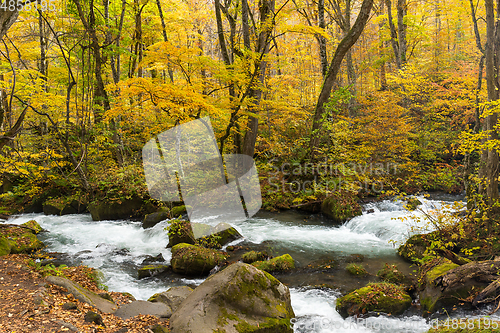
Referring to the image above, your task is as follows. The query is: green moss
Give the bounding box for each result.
[321,192,362,224]
[346,263,368,277]
[171,205,190,217]
[242,251,269,264]
[377,263,409,284]
[21,220,42,234]
[336,282,411,318]
[138,265,169,279]
[252,254,295,272]
[426,262,459,284]
[0,236,11,256]
[171,243,227,275]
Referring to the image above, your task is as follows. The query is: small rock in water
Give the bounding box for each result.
[141,253,165,265]
[209,265,220,275]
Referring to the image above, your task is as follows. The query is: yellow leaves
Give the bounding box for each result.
[282,24,330,40]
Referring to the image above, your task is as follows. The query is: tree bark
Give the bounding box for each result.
[0,9,18,41]
[385,0,401,68]
[309,0,374,157]
[397,0,407,65]
[156,0,174,83]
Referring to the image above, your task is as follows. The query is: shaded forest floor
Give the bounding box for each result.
[0,254,168,332]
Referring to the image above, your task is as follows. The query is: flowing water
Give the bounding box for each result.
[5,195,493,332]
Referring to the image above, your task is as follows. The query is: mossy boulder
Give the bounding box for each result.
[398,232,435,263]
[252,254,295,273]
[138,265,169,279]
[169,262,294,332]
[321,192,362,224]
[346,263,368,277]
[242,251,269,264]
[142,209,170,229]
[22,220,42,234]
[419,260,464,314]
[171,205,188,217]
[148,286,193,312]
[167,219,196,248]
[43,197,87,216]
[197,222,243,249]
[170,243,227,276]
[0,225,44,254]
[0,236,11,256]
[405,197,422,211]
[88,196,145,221]
[377,263,410,285]
[336,282,411,318]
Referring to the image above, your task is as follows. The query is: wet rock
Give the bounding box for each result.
[171,205,188,218]
[398,232,436,263]
[142,209,170,229]
[321,193,362,224]
[141,253,165,265]
[197,222,243,249]
[138,265,169,279]
[377,263,410,285]
[114,300,172,320]
[170,243,227,276]
[88,196,144,221]
[241,250,269,264]
[148,286,193,312]
[336,282,411,318]
[169,263,294,332]
[251,254,295,273]
[167,220,196,248]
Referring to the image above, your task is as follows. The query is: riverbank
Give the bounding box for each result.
[0,254,168,332]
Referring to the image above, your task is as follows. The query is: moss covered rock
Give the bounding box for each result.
[142,209,170,229]
[377,263,410,285]
[346,263,368,277]
[1,226,44,254]
[22,220,42,234]
[138,265,169,279]
[242,251,269,264]
[252,254,295,273]
[419,260,463,314]
[169,263,294,332]
[197,222,243,249]
[170,243,227,276]
[43,197,87,216]
[88,196,146,221]
[321,192,362,225]
[167,219,196,248]
[398,232,435,263]
[171,205,188,217]
[0,236,11,256]
[336,282,411,318]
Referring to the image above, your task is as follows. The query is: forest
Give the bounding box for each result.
[0,0,500,331]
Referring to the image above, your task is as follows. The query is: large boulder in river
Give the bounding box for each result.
[168,220,243,249]
[171,243,227,276]
[43,197,87,216]
[336,282,411,318]
[321,192,361,224]
[398,232,436,263]
[88,196,145,221]
[148,286,193,312]
[169,263,294,333]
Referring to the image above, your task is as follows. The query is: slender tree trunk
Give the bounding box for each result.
[397,0,407,65]
[480,0,499,203]
[242,0,275,157]
[156,0,174,82]
[318,0,328,77]
[385,0,401,68]
[38,6,47,91]
[378,0,387,90]
[310,0,374,157]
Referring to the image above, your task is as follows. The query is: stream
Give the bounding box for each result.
[5,194,497,332]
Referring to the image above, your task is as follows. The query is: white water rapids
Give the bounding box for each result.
[5,196,491,332]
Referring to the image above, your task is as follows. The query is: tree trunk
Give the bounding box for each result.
[318,0,328,77]
[242,0,275,157]
[0,9,18,41]
[385,0,401,68]
[156,0,174,83]
[309,0,374,157]
[479,0,499,203]
[397,0,407,65]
